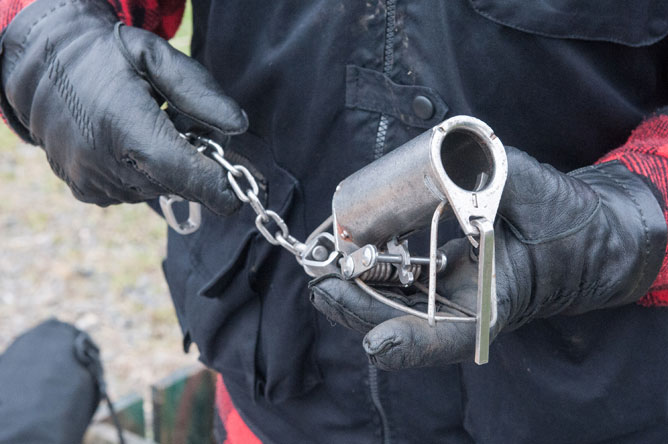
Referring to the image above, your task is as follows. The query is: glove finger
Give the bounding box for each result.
[81,154,172,200]
[363,313,476,371]
[362,237,507,370]
[309,276,410,334]
[119,102,241,216]
[66,175,120,207]
[92,177,155,203]
[116,25,248,136]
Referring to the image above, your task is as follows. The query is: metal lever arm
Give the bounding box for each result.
[471,217,495,365]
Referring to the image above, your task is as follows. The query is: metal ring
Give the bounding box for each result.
[228,165,259,203]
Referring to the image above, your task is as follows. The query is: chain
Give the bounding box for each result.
[183,133,306,258]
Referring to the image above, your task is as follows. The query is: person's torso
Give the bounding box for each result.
[162,1,668,442]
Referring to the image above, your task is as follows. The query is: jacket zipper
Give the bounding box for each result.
[369,362,391,444]
[370,2,396,443]
[373,0,397,160]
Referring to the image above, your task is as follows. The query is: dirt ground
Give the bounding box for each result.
[0,135,200,398]
[0,10,200,403]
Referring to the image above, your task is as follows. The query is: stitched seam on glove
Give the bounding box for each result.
[124,159,174,195]
[127,155,239,216]
[596,165,652,302]
[497,193,601,245]
[6,0,113,69]
[44,38,95,149]
[598,114,668,306]
[310,287,377,331]
[45,152,84,197]
[2,0,116,136]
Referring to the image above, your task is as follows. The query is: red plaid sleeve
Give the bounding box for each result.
[0,0,35,31]
[597,112,668,307]
[105,0,186,39]
[0,0,185,127]
[0,0,185,40]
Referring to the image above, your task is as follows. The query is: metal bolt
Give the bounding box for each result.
[341,230,350,240]
[311,245,329,261]
[437,252,448,272]
[342,255,355,278]
[361,246,374,267]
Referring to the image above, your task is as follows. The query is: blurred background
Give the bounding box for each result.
[0,3,199,403]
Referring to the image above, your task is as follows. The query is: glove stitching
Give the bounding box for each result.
[113,23,247,137]
[3,0,114,134]
[123,159,174,195]
[125,157,238,215]
[311,287,376,330]
[498,239,530,329]
[44,39,95,149]
[9,0,96,67]
[497,193,602,245]
[567,163,600,177]
[1,0,72,128]
[596,166,651,301]
[45,152,84,198]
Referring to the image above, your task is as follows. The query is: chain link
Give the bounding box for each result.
[227,165,259,203]
[188,134,305,258]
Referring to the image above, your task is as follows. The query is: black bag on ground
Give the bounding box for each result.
[0,318,103,444]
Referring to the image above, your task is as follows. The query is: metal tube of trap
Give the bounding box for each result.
[332,116,506,252]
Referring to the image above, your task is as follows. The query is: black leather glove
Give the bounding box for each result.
[0,0,247,214]
[310,147,667,370]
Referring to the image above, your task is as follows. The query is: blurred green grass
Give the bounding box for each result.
[170,1,193,55]
[0,122,16,154]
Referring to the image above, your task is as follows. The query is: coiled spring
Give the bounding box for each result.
[360,263,422,285]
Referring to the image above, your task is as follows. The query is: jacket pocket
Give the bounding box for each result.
[467,0,668,47]
[345,64,449,129]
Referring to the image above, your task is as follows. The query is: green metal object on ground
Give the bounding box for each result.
[152,366,216,444]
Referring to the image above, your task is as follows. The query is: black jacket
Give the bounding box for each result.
[161,0,668,442]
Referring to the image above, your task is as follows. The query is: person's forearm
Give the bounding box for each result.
[0,0,185,38]
[597,109,668,306]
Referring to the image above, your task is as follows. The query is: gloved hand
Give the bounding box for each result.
[0,0,248,214]
[310,147,667,370]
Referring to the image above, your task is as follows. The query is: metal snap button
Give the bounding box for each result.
[412,95,435,120]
